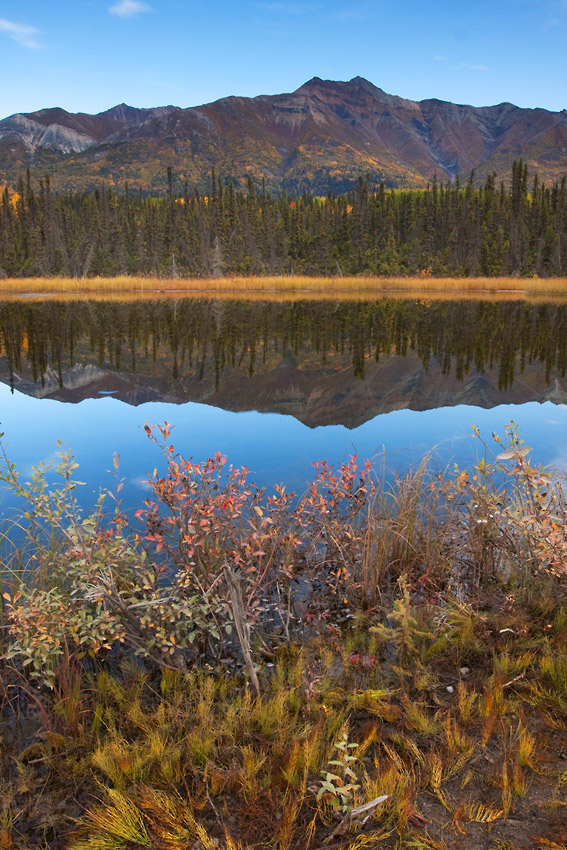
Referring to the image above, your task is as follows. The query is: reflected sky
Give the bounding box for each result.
[1,381,565,521]
[1,296,566,525]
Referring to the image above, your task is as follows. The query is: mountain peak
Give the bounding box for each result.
[348,75,378,90]
[1,79,566,194]
[99,103,180,121]
[294,76,418,110]
[297,75,376,93]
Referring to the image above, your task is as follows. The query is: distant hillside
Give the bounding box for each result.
[1,77,566,193]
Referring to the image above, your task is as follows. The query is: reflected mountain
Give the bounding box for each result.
[1,298,566,429]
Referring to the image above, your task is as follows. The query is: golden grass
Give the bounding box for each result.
[8,584,567,850]
[3,434,567,848]
[2,274,567,301]
[5,290,567,304]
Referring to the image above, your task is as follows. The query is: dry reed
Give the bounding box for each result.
[2,274,567,298]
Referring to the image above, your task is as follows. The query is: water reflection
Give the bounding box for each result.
[0,297,566,517]
[0,298,566,426]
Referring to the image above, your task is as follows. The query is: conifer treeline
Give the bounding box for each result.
[1,161,566,278]
[2,298,566,391]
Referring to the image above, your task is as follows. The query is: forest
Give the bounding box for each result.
[1,160,566,279]
[1,297,566,390]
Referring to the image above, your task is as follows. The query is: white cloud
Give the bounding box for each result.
[0,18,40,48]
[109,0,151,17]
[129,475,152,491]
[458,62,489,71]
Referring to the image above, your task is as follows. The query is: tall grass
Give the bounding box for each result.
[2,274,567,296]
[1,426,567,848]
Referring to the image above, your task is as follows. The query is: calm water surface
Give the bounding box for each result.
[0,296,566,518]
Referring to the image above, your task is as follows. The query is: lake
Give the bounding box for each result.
[0,293,566,521]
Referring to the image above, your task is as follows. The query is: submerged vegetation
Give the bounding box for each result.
[1,424,567,848]
[1,161,566,279]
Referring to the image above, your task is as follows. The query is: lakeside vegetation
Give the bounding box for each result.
[1,425,567,849]
[1,162,566,280]
[2,275,567,296]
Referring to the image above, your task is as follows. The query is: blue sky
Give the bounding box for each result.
[0,0,566,117]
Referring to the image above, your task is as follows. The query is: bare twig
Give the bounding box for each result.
[503,671,526,689]
[224,563,260,697]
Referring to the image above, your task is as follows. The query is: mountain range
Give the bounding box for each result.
[3,348,566,430]
[1,77,566,194]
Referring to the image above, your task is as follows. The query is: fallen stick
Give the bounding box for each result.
[322,795,389,845]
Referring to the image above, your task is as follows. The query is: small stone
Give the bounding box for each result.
[459,666,471,677]
[446,685,455,694]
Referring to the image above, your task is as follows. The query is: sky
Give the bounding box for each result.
[0,0,566,118]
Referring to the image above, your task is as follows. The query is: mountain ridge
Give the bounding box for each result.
[1,77,566,194]
[3,353,566,430]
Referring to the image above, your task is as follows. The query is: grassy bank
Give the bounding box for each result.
[1,425,567,849]
[2,274,567,297]
[4,289,567,306]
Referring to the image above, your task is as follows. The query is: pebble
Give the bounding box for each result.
[446,685,455,694]
[459,666,471,677]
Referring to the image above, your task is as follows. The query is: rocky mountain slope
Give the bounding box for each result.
[3,347,566,430]
[1,77,566,194]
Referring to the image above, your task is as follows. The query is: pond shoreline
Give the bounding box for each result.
[1,431,567,849]
[2,274,567,298]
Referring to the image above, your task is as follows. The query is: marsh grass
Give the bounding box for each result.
[1,427,567,848]
[2,274,567,298]
[3,592,566,850]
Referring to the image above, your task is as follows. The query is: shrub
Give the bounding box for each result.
[1,422,565,690]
